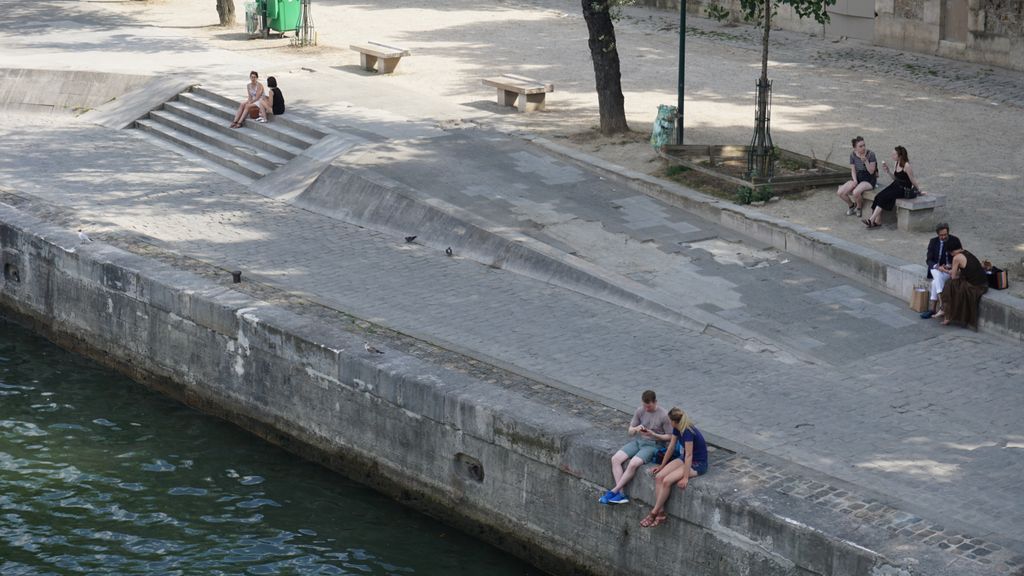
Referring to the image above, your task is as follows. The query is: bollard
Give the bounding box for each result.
[231,270,242,283]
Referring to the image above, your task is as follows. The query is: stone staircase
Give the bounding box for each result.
[133,87,327,185]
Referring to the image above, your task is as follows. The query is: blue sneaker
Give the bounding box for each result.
[920,310,934,319]
[608,492,629,505]
[598,490,615,504]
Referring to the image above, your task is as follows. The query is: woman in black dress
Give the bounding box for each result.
[863,146,925,228]
[939,238,988,329]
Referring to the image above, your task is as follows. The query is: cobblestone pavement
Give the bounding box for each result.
[1,0,1023,568]
[2,118,1022,553]
[6,184,1019,573]
[611,3,1024,109]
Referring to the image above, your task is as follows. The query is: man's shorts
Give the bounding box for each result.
[692,460,709,476]
[620,438,659,463]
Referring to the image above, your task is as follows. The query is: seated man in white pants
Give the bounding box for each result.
[922,223,958,319]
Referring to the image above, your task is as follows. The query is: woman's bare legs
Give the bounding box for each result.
[256,99,271,122]
[837,180,857,211]
[645,459,698,525]
[850,181,873,214]
[869,206,884,226]
[231,101,250,127]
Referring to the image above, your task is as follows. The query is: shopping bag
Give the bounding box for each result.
[987,266,1008,290]
[910,286,929,312]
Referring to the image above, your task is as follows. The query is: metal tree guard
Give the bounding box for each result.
[747,77,774,178]
[292,0,316,47]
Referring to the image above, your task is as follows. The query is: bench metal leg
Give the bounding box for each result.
[497,89,518,108]
[360,53,378,72]
[379,57,402,74]
[519,92,546,112]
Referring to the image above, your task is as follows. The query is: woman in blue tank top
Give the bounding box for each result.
[640,406,708,528]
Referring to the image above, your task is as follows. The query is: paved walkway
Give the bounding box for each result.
[1,0,1023,564]
[2,114,1022,547]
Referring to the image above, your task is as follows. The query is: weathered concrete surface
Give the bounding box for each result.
[1,204,966,576]
[85,74,196,130]
[530,136,1024,343]
[0,68,151,114]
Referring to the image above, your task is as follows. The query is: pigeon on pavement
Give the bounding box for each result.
[364,342,384,355]
[445,247,453,257]
[404,235,417,243]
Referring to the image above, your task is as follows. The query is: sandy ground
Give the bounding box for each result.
[8,0,1023,293]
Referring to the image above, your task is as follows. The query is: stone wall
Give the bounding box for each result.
[0,204,933,575]
[875,0,1024,72]
[634,0,1024,71]
[0,68,151,113]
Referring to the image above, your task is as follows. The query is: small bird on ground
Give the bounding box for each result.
[364,342,384,355]
[77,229,92,243]
[404,235,417,243]
[445,247,453,257]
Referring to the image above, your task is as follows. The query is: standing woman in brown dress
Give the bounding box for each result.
[938,237,988,329]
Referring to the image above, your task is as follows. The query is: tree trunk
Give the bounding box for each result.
[216,0,236,26]
[581,0,629,135]
[747,1,774,178]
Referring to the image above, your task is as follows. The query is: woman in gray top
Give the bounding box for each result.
[835,136,877,218]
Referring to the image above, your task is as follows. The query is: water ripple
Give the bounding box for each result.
[0,323,538,576]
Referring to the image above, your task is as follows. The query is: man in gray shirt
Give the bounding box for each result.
[599,390,673,505]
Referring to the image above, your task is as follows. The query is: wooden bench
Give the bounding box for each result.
[349,41,411,74]
[481,74,554,112]
[862,189,947,232]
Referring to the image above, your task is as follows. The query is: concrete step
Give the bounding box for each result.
[130,129,256,187]
[187,87,328,144]
[177,91,320,151]
[162,101,305,160]
[135,118,269,181]
[148,110,290,171]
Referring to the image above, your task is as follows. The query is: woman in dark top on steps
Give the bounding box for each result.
[938,237,988,329]
[863,146,925,229]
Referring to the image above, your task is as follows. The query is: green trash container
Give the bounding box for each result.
[264,0,301,34]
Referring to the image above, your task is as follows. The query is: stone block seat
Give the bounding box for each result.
[349,41,411,74]
[481,74,554,113]
[862,189,947,232]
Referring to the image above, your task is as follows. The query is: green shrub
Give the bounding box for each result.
[705,4,730,22]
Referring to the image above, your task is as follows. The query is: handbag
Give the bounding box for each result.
[987,266,1009,290]
[903,184,919,199]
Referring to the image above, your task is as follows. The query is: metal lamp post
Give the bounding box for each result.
[676,0,686,145]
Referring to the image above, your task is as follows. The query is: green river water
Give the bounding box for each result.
[0,319,542,575]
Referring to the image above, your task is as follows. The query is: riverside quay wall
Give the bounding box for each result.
[1,205,950,576]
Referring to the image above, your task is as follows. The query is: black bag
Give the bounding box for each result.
[903,184,919,199]
[987,266,1008,290]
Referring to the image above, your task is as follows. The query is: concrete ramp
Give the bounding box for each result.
[84,74,195,130]
[294,158,712,334]
[0,68,153,115]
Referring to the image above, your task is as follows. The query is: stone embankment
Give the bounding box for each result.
[4,204,971,576]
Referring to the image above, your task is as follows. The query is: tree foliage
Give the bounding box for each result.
[737,0,835,176]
